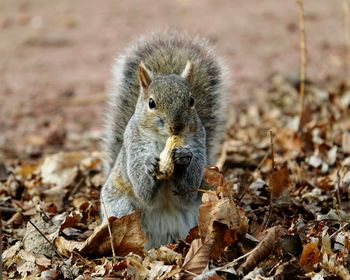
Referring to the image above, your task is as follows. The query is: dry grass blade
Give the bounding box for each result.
[296,0,307,131]
[270,130,275,170]
[239,225,282,275]
[182,238,211,279]
[101,197,116,264]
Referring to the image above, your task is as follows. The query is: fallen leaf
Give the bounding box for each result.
[58,211,82,232]
[182,238,211,279]
[239,225,283,274]
[40,152,85,188]
[342,131,350,154]
[2,241,21,267]
[269,165,290,200]
[147,246,183,265]
[299,241,320,271]
[55,212,146,258]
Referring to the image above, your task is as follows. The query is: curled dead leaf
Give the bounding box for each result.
[239,225,283,275]
[55,212,146,258]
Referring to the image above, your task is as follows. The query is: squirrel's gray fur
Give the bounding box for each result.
[100,30,228,248]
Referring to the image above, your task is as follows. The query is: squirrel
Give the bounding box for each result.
[100,31,228,249]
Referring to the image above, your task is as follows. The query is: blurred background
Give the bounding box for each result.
[0,0,346,160]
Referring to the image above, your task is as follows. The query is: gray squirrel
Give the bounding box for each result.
[100,31,228,248]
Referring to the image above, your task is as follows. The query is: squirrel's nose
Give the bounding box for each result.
[170,124,184,134]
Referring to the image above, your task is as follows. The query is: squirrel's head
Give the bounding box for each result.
[137,61,197,137]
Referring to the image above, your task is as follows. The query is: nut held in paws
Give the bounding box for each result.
[156,134,184,180]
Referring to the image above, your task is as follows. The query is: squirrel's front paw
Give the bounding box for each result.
[172,146,193,166]
[145,154,160,177]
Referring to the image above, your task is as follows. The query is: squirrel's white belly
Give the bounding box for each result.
[141,186,200,249]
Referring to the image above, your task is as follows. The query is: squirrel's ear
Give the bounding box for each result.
[180,60,193,83]
[139,62,153,90]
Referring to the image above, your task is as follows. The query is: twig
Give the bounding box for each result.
[183,269,199,277]
[266,130,275,229]
[330,222,349,239]
[62,176,85,206]
[296,0,307,132]
[269,130,275,171]
[336,169,343,210]
[344,1,350,77]
[101,198,116,264]
[18,211,65,263]
[262,208,273,231]
[218,245,259,270]
[70,177,85,197]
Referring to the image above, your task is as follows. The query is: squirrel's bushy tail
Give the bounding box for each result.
[101,30,229,175]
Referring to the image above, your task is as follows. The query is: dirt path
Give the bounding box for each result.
[0,0,346,159]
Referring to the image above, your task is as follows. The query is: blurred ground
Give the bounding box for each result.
[0,0,347,159]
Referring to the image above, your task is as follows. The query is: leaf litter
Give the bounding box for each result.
[2,78,350,279]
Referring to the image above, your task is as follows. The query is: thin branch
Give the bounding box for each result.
[101,198,116,264]
[296,0,307,132]
[269,130,275,171]
[218,244,259,270]
[330,222,349,239]
[13,205,73,278]
[344,1,350,77]
[336,169,343,210]
[183,269,199,277]
[19,211,65,263]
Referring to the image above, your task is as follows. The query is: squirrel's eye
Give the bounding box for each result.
[148,98,156,109]
[190,96,195,107]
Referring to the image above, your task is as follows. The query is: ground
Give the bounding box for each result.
[1,1,350,279]
[0,0,346,160]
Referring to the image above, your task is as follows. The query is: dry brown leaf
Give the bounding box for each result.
[342,131,350,154]
[204,167,233,195]
[204,167,223,186]
[182,238,211,279]
[55,212,146,258]
[2,241,21,267]
[239,225,282,274]
[299,241,320,271]
[40,269,60,280]
[55,235,85,257]
[209,199,248,234]
[40,151,85,188]
[149,261,178,280]
[269,165,290,199]
[275,128,302,153]
[198,200,215,239]
[15,162,40,178]
[4,212,24,227]
[147,246,183,265]
[199,197,248,244]
[35,255,52,267]
[58,211,82,232]
[315,176,333,190]
[208,221,237,260]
